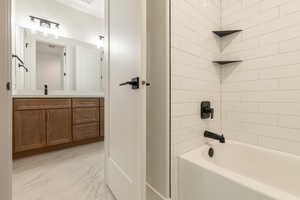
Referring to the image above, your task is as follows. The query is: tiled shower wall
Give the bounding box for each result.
[221,0,300,156]
[171,0,221,199]
[172,0,300,199]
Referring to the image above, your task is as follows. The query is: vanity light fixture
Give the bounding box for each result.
[30,16,60,38]
[97,35,105,49]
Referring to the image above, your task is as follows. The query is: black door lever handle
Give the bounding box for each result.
[120,81,134,86]
[120,77,140,89]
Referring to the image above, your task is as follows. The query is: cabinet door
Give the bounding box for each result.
[46,109,72,146]
[73,107,100,124]
[73,123,100,141]
[100,107,104,137]
[14,110,46,152]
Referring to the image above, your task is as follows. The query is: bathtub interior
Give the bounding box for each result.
[188,141,300,198]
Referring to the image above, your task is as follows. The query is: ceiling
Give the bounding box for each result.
[55,0,105,19]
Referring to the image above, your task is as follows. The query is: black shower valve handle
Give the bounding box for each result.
[204,107,214,119]
[201,101,214,120]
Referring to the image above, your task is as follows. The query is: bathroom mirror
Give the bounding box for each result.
[12,26,104,95]
[36,41,65,91]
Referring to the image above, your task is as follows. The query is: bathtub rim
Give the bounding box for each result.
[179,140,300,200]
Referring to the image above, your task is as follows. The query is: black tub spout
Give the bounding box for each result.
[204,130,225,143]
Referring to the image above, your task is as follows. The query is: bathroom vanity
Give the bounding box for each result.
[9,13,108,159]
[13,97,104,159]
[11,23,106,159]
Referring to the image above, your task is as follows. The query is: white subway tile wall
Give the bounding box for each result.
[221,0,300,156]
[171,0,300,199]
[171,0,221,199]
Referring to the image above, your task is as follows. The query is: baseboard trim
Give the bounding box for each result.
[146,183,171,200]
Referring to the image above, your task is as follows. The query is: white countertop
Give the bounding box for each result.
[13,94,104,98]
[12,91,105,98]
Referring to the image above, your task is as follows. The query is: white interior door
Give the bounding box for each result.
[106,0,146,199]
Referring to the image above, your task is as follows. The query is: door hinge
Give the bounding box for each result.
[6,82,11,91]
[64,52,67,56]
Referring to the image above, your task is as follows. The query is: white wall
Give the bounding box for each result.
[75,46,102,92]
[171,1,300,199]
[221,0,300,156]
[147,0,170,199]
[13,26,29,90]
[0,0,12,199]
[14,0,104,46]
[146,185,170,200]
[171,0,221,199]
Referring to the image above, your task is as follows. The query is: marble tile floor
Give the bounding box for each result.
[13,142,116,200]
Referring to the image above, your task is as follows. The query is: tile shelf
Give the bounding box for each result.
[212,60,242,65]
[212,30,242,37]
[212,30,243,65]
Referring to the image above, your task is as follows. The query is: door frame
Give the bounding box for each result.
[104,0,147,199]
[1,0,147,199]
[0,0,13,200]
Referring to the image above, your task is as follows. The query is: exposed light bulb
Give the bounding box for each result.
[97,40,104,49]
[43,29,48,37]
[51,23,60,39]
[97,36,104,49]
[30,18,39,34]
[55,25,60,39]
[41,22,50,37]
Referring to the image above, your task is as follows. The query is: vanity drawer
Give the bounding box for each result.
[73,123,100,141]
[72,98,100,108]
[14,98,71,111]
[73,107,100,124]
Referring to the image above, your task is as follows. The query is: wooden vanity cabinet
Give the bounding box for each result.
[13,98,71,153]
[72,98,102,141]
[13,98,104,159]
[46,108,72,146]
[73,123,100,141]
[100,106,104,137]
[73,107,100,124]
[14,109,47,153]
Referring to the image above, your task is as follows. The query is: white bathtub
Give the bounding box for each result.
[179,141,300,200]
